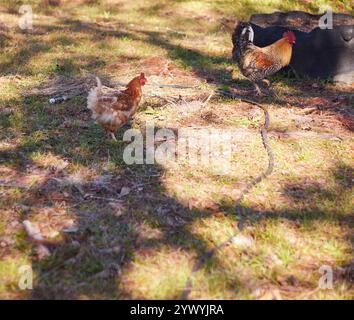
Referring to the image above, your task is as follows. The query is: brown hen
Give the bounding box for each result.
[87,73,147,141]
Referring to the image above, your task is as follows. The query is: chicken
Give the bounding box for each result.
[87,73,147,141]
[233,23,296,95]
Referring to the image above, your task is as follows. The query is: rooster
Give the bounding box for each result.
[233,23,296,95]
[87,73,147,141]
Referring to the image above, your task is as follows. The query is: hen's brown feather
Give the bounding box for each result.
[87,74,146,139]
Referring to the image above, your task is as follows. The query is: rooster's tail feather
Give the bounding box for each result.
[87,77,102,112]
[95,77,102,93]
[240,24,254,43]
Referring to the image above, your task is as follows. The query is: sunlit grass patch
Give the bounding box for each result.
[121,246,193,299]
[0,256,31,299]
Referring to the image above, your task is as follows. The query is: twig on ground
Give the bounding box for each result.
[0,181,30,189]
[83,180,159,202]
[202,92,214,108]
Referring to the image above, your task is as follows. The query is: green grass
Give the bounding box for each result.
[0,0,353,300]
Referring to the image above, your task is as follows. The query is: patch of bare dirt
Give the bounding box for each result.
[108,56,201,86]
[287,93,354,133]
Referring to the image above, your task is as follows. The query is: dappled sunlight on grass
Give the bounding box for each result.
[121,246,193,299]
[0,256,32,299]
[0,0,353,300]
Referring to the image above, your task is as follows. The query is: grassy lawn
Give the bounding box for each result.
[0,0,353,299]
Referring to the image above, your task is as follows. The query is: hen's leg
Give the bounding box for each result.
[255,80,279,97]
[110,132,118,141]
[253,82,263,96]
[262,80,279,98]
[268,88,279,98]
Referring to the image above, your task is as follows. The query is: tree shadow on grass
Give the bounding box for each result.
[1,15,353,299]
[1,100,353,298]
[26,161,354,299]
[0,38,51,75]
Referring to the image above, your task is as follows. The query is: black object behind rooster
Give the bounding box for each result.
[232,13,354,84]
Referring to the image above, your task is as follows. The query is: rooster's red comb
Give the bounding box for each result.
[283,31,296,44]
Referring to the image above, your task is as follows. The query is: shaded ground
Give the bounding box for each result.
[0,0,353,299]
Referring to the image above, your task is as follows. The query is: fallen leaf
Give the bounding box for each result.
[98,246,121,254]
[231,234,255,248]
[23,220,44,241]
[120,186,130,197]
[62,227,79,233]
[0,108,13,116]
[36,244,51,260]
